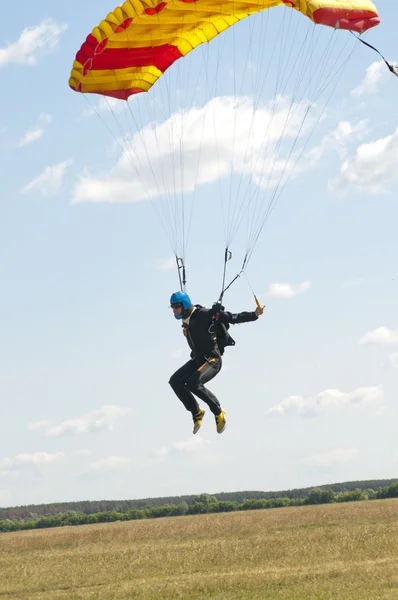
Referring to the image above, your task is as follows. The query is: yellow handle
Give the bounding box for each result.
[254,295,263,309]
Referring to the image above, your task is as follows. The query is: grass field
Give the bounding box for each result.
[1,499,398,599]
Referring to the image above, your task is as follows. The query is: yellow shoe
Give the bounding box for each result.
[215,409,227,434]
[193,408,205,434]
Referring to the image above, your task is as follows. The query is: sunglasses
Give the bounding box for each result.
[170,302,183,309]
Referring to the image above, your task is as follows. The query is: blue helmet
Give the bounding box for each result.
[170,291,192,319]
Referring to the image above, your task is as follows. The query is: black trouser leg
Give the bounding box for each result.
[169,359,201,414]
[169,358,222,416]
[185,358,222,416]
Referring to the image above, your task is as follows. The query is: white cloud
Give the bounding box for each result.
[268,385,383,418]
[18,113,53,148]
[22,160,72,196]
[266,280,310,299]
[0,19,67,68]
[18,127,43,147]
[1,452,64,469]
[72,95,317,204]
[29,405,131,438]
[330,126,398,195]
[351,60,387,96]
[359,327,398,345]
[86,456,134,473]
[302,448,359,467]
[305,120,368,165]
[388,353,398,369]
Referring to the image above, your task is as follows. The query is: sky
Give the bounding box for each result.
[0,1,397,508]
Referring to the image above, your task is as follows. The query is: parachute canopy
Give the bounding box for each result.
[69,0,380,100]
[68,0,383,297]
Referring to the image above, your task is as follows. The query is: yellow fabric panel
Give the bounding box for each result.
[88,0,378,46]
[70,65,161,90]
[69,0,379,97]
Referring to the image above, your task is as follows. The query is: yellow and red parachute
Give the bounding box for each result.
[68,0,382,294]
[69,0,380,100]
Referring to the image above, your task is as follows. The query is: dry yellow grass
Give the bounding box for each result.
[1,499,398,599]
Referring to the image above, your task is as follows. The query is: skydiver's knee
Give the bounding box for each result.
[169,373,183,391]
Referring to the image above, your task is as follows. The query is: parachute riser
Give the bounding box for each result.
[176,257,187,293]
[218,248,233,304]
[351,32,398,77]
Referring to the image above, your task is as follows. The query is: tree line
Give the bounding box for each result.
[1,481,398,534]
[1,478,396,521]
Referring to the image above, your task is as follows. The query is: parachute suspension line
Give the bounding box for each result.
[165,57,181,256]
[214,8,316,291]
[244,10,307,246]
[231,11,292,248]
[178,1,207,264]
[106,69,173,217]
[243,30,358,271]
[226,1,239,247]
[156,4,207,265]
[176,20,186,262]
[230,9,305,251]
[184,41,215,256]
[134,66,180,249]
[350,33,398,77]
[230,10,309,260]
[246,79,311,251]
[223,10,270,249]
[212,3,231,246]
[174,40,215,267]
[175,6,205,264]
[173,10,195,266]
[88,64,182,257]
[216,17,358,275]
[81,94,156,209]
[122,95,175,233]
[219,8,282,255]
[141,97,180,256]
[80,77,184,260]
[245,26,345,260]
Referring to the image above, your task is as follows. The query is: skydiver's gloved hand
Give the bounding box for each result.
[212,302,223,315]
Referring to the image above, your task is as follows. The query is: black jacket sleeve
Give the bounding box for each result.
[217,310,258,325]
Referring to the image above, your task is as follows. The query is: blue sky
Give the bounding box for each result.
[0,1,397,508]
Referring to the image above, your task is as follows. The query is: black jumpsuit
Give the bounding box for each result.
[169,306,258,416]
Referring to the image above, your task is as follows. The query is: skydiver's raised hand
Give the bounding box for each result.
[255,305,264,317]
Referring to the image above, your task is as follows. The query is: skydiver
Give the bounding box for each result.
[169,291,264,434]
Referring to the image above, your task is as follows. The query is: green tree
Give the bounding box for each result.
[304,489,335,505]
[335,489,366,503]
